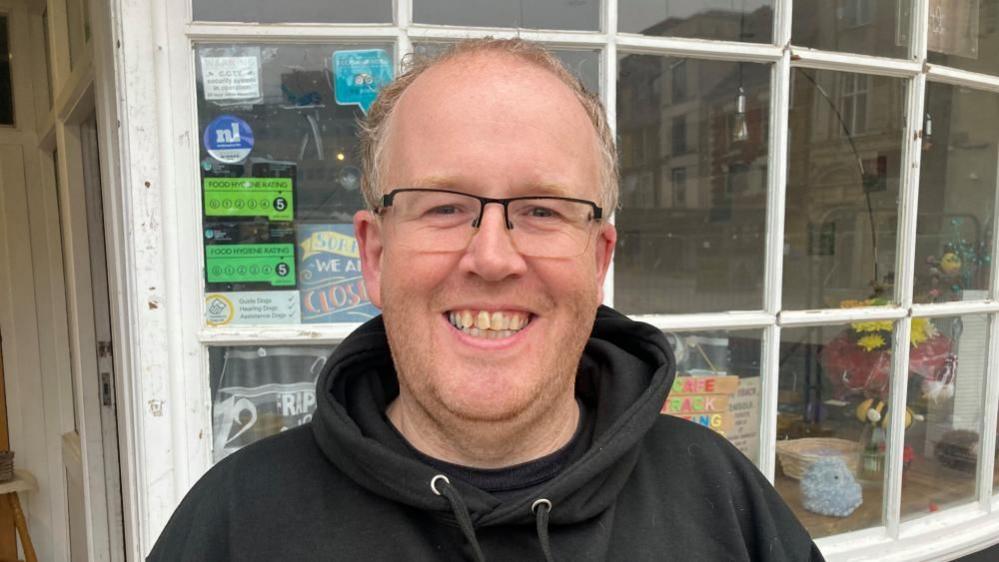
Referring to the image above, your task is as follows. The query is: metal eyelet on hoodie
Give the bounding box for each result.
[531,499,555,562]
[431,475,486,562]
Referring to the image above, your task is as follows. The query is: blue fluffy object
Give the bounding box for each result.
[800,457,863,517]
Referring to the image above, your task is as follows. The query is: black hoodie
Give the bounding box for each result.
[149,306,823,561]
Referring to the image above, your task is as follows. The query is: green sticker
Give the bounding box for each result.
[204,177,294,221]
[205,244,296,286]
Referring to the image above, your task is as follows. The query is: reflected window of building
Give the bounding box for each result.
[413,0,599,31]
[783,69,907,310]
[792,0,912,58]
[619,0,774,43]
[193,0,392,23]
[615,56,770,314]
[927,0,999,77]
[913,83,998,303]
[661,330,763,465]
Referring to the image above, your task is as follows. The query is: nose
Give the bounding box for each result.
[458,203,528,281]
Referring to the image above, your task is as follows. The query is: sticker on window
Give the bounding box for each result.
[332,49,393,114]
[297,223,379,323]
[204,115,255,164]
[205,291,302,326]
[201,49,262,102]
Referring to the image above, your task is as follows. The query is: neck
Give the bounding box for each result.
[387,392,580,469]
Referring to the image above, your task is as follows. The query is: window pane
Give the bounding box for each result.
[914,84,998,303]
[926,0,999,77]
[661,330,764,465]
[193,0,391,24]
[210,345,334,461]
[615,56,770,313]
[792,0,912,58]
[619,0,774,43]
[413,0,599,31]
[783,70,907,310]
[413,43,601,94]
[0,16,12,125]
[776,323,898,538]
[900,315,989,519]
[197,44,389,326]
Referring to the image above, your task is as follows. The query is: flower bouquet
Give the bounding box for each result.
[820,299,952,400]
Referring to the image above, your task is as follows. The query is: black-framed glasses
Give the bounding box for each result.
[376,188,604,258]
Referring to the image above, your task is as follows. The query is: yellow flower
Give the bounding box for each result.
[911,318,938,347]
[857,334,887,351]
[851,320,893,333]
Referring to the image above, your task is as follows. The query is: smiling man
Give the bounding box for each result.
[149,39,822,561]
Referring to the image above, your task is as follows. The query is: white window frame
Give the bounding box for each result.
[111,0,999,558]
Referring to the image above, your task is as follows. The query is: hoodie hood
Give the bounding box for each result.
[311,305,675,527]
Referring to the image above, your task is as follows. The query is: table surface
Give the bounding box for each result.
[775,458,990,539]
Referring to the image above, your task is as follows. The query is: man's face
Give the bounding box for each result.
[355,53,616,425]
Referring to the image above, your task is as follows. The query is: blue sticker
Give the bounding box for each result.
[332,49,393,114]
[204,115,254,164]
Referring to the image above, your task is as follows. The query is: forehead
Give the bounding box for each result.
[383,52,601,197]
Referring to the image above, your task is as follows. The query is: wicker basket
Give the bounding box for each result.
[0,451,14,483]
[776,438,859,480]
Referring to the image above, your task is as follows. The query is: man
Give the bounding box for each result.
[150,39,822,561]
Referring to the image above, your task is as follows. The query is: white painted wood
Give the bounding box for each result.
[912,301,999,317]
[884,318,912,538]
[186,22,400,40]
[789,47,922,78]
[927,64,999,94]
[600,0,615,308]
[780,306,908,326]
[631,311,775,331]
[616,32,781,62]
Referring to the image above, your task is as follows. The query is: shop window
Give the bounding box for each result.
[783,69,906,310]
[0,15,12,126]
[661,330,763,465]
[193,0,391,24]
[196,43,393,327]
[210,345,335,461]
[775,323,897,538]
[615,55,770,314]
[927,0,999,77]
[619,0,774,43]
[901,314,990,520]
[793,0,912,58]
[413,0,599,31]
[913,84,999,304]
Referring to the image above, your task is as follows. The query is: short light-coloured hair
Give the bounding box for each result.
[358,38,619,213]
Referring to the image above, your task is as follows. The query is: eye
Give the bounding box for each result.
[524,205,561,219]
[427,205,460,215]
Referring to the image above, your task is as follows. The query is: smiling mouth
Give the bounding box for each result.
[446,309,532,339]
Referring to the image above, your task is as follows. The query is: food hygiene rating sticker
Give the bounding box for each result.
[204,115,254,163]
[205,243,296,287]
[203,177,294,222]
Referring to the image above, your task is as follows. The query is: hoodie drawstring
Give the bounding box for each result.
[531,499,554,562]
[432,475,486,562]
[431,475,557,562]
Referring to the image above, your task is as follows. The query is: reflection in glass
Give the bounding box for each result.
[902,315,989,519]
[662,330,763,465]
[413,0,598,31]
[914,84,998,303]
[926,0,999,77]
[619,0,773,43]
[210,345,335,462]
[615,56,770,314]
[413,44,601,94]
[792,0,912,58]
[196,44,388,325]
[776,323,898,538]
[783,69,907,310]
[193,0,391,24]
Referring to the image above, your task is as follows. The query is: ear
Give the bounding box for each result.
[593,222,617,303]
[354,210,384,309]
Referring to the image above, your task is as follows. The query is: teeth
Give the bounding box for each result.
[446,309,530,338]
